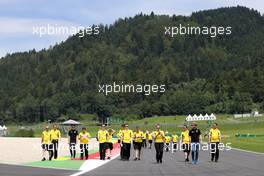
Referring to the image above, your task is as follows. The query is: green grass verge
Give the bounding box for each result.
[23,160,84,170]
[7,114,264,153]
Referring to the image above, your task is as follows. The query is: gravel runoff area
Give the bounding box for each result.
[0,137,98,165]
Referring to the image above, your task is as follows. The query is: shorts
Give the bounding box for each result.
[182,144,190,152]
[42,144,49,150]
[134,142,142,151]
[118,139,121,143]
[106,142,113,150]
[148,140,153,144]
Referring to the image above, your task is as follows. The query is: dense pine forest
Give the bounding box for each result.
[0,6,264,123]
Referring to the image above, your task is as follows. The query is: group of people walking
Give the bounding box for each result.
[41,124,115,161]
[41,122,221,164]
[41,125,61,161]
[118,122,221,164]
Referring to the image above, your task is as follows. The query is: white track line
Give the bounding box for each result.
[70,154,120,176]
[232,148,264,155]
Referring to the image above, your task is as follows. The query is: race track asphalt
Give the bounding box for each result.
[1,147,264,176]
[86,147,264,176]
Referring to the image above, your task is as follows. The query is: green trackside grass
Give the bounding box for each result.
[6,114,264,153]
[126,115,264,153]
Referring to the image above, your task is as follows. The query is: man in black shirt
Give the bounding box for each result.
[68,125,78,159]
[189,122,202,164]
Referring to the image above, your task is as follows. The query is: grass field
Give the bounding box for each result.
[6,114,264,153]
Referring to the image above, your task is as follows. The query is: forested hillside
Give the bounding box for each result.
[0,6,264,123]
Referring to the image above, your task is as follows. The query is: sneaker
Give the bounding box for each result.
[138,158,141,160]
[41,158,46,161]
[192,161,195,165]
[134,158,137,161]
[107,157,111,160]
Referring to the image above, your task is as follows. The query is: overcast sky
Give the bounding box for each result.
[0,0,263,58]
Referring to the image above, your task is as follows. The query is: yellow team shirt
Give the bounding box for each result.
[50,129,61,140]
[181,130,190,144]
[147,132,153,140]
[165,136,171,143]
[210,128,221,142]
[172,134,178,143]
[79,131,91,144]
[122,129,133,143]
[42,131,50,144]
[117,129,123,140]
[107,132,114,143]
[153,130,165,143]
[143,133,147,140]
[134,131,144,143]
[98,130,109,143]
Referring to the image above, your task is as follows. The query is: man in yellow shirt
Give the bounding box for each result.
[209,123,221,162]
[181,125,190,162]
[41,126,51,161]
[152,124,165,163]
[79,127,91,160]
[165,132,171,152]
[147,131,153,149]
[49,124,61,160]
[172,131,178,151]
[133,127,144,160]
[142,131,147,148]
[97,124,109,160]
[106,128,115,159]
[117,124,125,160]
[121,123,133,161]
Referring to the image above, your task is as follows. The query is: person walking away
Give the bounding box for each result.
[97,124,109,160]
[147,131,153,149]
[49,124,61,160]
[41,126,51,161]
[133,127,144,160]
[142,131,147,148]
[121,124,133,161]
[106,128,115,159]
[79,127,91,160]
[181,125,190,162]
[209,123,221,162]
[164,132,171,152]
[189,122,202,164]
[172,131,178,151]
[68,125,78,159]
[152,124,165,163]
[118,124,125,160]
